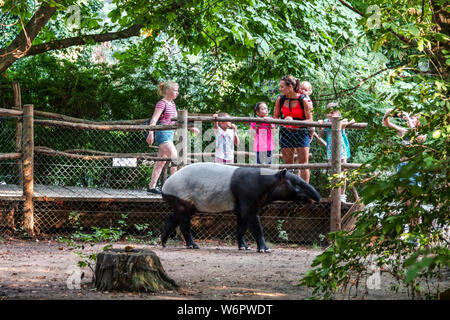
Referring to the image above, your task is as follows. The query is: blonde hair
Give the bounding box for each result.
[300,81,312,93]
[158,81,178,96]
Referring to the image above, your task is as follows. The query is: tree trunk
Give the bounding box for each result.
[94,248,178,293]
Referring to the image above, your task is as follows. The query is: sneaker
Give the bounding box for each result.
[147,187,162,195]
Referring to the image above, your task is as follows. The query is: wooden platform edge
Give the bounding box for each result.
[1,195,164,202]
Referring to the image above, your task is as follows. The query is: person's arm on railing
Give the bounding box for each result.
[232,123,240,146]
[382,109,408,137]
[146,108,164,146]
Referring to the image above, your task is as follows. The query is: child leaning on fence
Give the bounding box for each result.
[213,112,240,164]
[250,102,275,164]
[317,103,355,202]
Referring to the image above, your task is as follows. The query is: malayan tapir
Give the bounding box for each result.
[160,162,321,252]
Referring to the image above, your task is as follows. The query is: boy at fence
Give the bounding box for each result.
[213,112,240,164]
[250,102,275,164]
[317,103,355,202]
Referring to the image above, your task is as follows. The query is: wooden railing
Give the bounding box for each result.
[1,82,367,236]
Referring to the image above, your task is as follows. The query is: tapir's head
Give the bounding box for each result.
[271,169,321,202]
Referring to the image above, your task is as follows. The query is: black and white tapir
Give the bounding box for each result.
[160,162,321,252]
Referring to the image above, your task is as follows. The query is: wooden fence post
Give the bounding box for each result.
[176,109,188,167]
[22,104,35,237]
[13,81,23,186]
[330,115,342,232]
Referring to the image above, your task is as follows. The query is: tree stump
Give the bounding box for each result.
[94,248,178,292]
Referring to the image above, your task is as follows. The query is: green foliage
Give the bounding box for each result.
[300,0,449,300]
[277,219,289,241]
[57,213,128,277]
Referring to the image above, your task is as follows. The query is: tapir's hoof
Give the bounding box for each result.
[161,241,166,248]
[257,248,271,253]
[187,244,200,249]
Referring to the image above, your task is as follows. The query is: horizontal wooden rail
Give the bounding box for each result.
[0,108,23,117]
[34,110,149,125]
[178,115,368,129]
[0,153,22,160]
[33,110,214,125]
[60,148,159,156]
[226,162,362,169]
[35,147,174,161]
[34,119,178,131]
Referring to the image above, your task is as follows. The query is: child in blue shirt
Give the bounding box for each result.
[318,106,355,202]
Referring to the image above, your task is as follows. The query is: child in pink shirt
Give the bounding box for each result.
[250,102,275,164]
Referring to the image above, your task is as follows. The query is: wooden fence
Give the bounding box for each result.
[0,82,367,237]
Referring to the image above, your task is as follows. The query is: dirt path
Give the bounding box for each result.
[0,239,416,300]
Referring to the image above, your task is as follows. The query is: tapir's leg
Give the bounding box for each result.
[247,214,270,252]
[179,214,199,249]
[239,203,270,253]
[236,213,249,250]
[161,213,179,247]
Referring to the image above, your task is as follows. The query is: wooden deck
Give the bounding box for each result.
[0,184,163,202]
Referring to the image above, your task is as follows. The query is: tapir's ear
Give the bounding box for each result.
[279,168,287,181]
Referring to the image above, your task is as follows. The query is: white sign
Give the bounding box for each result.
[113,158,137,167]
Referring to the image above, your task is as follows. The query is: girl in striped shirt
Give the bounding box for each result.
[146,81,198,194]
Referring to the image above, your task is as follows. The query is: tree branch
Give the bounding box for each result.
[0,0,62,74]
[316,66,397,101]
[1,0,189,75]
[337,0,364,17]
[24,24,143,57]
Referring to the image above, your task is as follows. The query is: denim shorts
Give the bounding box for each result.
[154,130,175,146]
[280,127,311,148]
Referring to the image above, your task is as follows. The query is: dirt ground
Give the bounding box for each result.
[0,238,428,300]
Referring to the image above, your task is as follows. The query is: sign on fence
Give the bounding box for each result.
[112,158,137,167]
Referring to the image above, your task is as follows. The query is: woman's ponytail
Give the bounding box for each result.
[294,79,301,93]
[157,83,166,96]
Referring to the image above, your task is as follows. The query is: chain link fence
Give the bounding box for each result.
[1,108,366,246]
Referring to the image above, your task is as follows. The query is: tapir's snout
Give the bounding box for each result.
[295,188,321,203]
[310,190,321,202]
[302,184,321,203]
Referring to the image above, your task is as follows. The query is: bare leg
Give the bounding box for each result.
[165,142,178,175]
[281,148,295,164]
[149,142,177,188]
[297,147,310,182]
